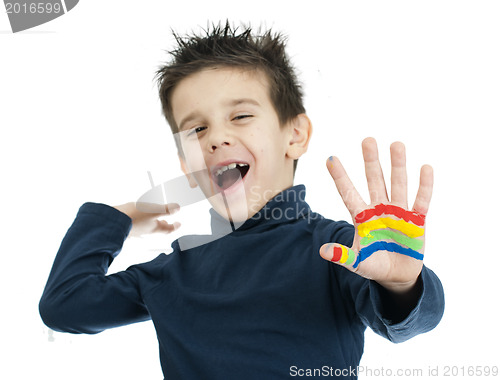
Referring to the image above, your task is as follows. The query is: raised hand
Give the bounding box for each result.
[320,138,433,294]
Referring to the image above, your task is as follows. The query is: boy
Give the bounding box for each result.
[39,23,444,379]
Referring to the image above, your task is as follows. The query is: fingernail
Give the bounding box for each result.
[321,243,333,256]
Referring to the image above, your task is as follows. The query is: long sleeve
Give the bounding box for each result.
[328,221,445,343]
[366,265,445,342]
[335,264,444,343]
[39,203,150,334]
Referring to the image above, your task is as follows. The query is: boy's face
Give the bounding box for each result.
[171,67,302,222]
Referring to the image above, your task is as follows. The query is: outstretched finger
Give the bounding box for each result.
[412,165,433,216]
[362,137,389,204]
[326,156,367,217]
[390,141,408,208]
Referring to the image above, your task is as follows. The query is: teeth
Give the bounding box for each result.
[215,163,249,176]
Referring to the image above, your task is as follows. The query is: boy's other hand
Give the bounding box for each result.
[319,138,433,297]
[113,202,181,238]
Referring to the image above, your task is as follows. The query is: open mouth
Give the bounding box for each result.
[212,162,250,191]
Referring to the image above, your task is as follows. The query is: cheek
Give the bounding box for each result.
[184,157,206,172]
[242,127,285,166]
[183,148,208,171]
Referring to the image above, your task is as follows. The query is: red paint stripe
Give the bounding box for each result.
[355,204,426,226]
[332,246,342,262]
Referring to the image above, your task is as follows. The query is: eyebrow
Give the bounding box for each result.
[227,98,261,107]
[178,98,261,131]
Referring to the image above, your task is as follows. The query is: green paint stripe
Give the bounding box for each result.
[360,230,423,250]
[344,248,356,266]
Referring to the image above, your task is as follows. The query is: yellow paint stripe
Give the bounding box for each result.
[339,245,349,264]
[357,217,425,238]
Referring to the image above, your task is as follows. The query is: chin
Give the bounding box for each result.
[210,188,252,224]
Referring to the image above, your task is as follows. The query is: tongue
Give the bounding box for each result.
[219,168,242,190]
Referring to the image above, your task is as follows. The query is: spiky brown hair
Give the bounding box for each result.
[155,21,305,133]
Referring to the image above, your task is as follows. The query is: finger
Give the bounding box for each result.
[326,156,367,216]
[320,243,358,269]
[154,220,181,234]
[412,165,433,216]
[390,141,408,208]
[165,203,181,215]
[136,202,181,215]
[362,137,389,204]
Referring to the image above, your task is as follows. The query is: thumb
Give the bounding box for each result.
[320,243,359,269]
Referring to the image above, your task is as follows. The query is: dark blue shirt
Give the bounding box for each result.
[39,185,445,379]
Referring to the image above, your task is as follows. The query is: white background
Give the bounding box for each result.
[1,1,499,379]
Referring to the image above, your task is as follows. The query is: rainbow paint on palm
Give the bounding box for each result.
[354,204,426,268]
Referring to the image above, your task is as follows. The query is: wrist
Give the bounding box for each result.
[113,202,137,220]
[377,274,423,322]
[377,278,419,296]
[376,275,423,323]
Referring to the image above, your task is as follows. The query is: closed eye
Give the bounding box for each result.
[232,115,253,121]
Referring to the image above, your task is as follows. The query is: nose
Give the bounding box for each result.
[207,126,233,153]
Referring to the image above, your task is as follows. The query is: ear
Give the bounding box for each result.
[179,154,199,189]
[286,113,313,160]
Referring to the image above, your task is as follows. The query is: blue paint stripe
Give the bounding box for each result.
[353,241,424,269]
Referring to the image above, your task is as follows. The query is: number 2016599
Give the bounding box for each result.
[5,3,62,14]
[443,366,499,377]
